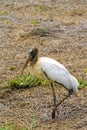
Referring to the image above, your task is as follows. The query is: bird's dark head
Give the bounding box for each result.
[28,47,38,61]
[21,47,38,75]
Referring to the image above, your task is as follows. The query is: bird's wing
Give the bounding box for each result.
[41,61,70,86]
[40,57,79,92]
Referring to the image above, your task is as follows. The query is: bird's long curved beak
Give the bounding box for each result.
[21,56,30,76]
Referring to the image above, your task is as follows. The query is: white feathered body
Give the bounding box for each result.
[29,57,79,93]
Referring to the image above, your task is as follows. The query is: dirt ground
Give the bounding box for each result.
[0,0,87,129]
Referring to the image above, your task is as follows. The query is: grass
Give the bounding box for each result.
[10,66,16,71]
[40,27,46,34]
[40,37,46,45]
[70,7,86,16]
[36,5,45,11]
[0,124,13,130]
[0,124,28,130]
[30,114,38,129]
[9,75,50,89]
[4,20,11,24]
[8,75,87,89]
[84,68,87,73]
[31,19,40,26]
[78,79,87,89]
[0,114,38,130]
[0,10,9,15]
[0,79,7,88]
[40,27,49,36]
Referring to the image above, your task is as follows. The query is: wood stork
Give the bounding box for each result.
[21,47,79,119]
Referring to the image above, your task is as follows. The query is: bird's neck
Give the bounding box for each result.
[30,56,38,67]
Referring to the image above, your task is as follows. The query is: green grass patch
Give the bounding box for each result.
[40,27,46,34]
[0,124,13,130]
[9,75,50,89]
[31,19,40,26]
[0,10,9,15]
[78,79,87,89]
[30,114,38,129]
[84,68,87,73]
[36,5,45,11]
[8,75,87,90]
[0,124,28,130]
[40,27,49,36]
[10,66,16,71]
[4,20,11,24]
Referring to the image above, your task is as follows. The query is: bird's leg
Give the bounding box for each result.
[51,83,57,119]
[56,89,73,109]
[52,89,73,119]
[51,83,56,106]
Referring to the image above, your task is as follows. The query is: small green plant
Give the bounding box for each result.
[78,79,87,89]
[36,5,45,11]
[40,27,46,33]
[9,75,50,89]
[4,20,11,24]
[40,27,49,36]
[0,10,9,15]
[0,78,7,88]
[40,37,46,45]
[0,124,28,130]
[0,124,14,130]
[10,66,16,71]
[30,114,38,129]
[31,19,40,26]
[84,68,87,73]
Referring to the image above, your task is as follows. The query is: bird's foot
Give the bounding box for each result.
[52,109,55,119]
[52,105,60,120]
[52,106,57,119]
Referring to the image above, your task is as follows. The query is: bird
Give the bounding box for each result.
[21,47,79,119]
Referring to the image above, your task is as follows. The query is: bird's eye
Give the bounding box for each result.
[28,48,38,60]
[29,49,34,55]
